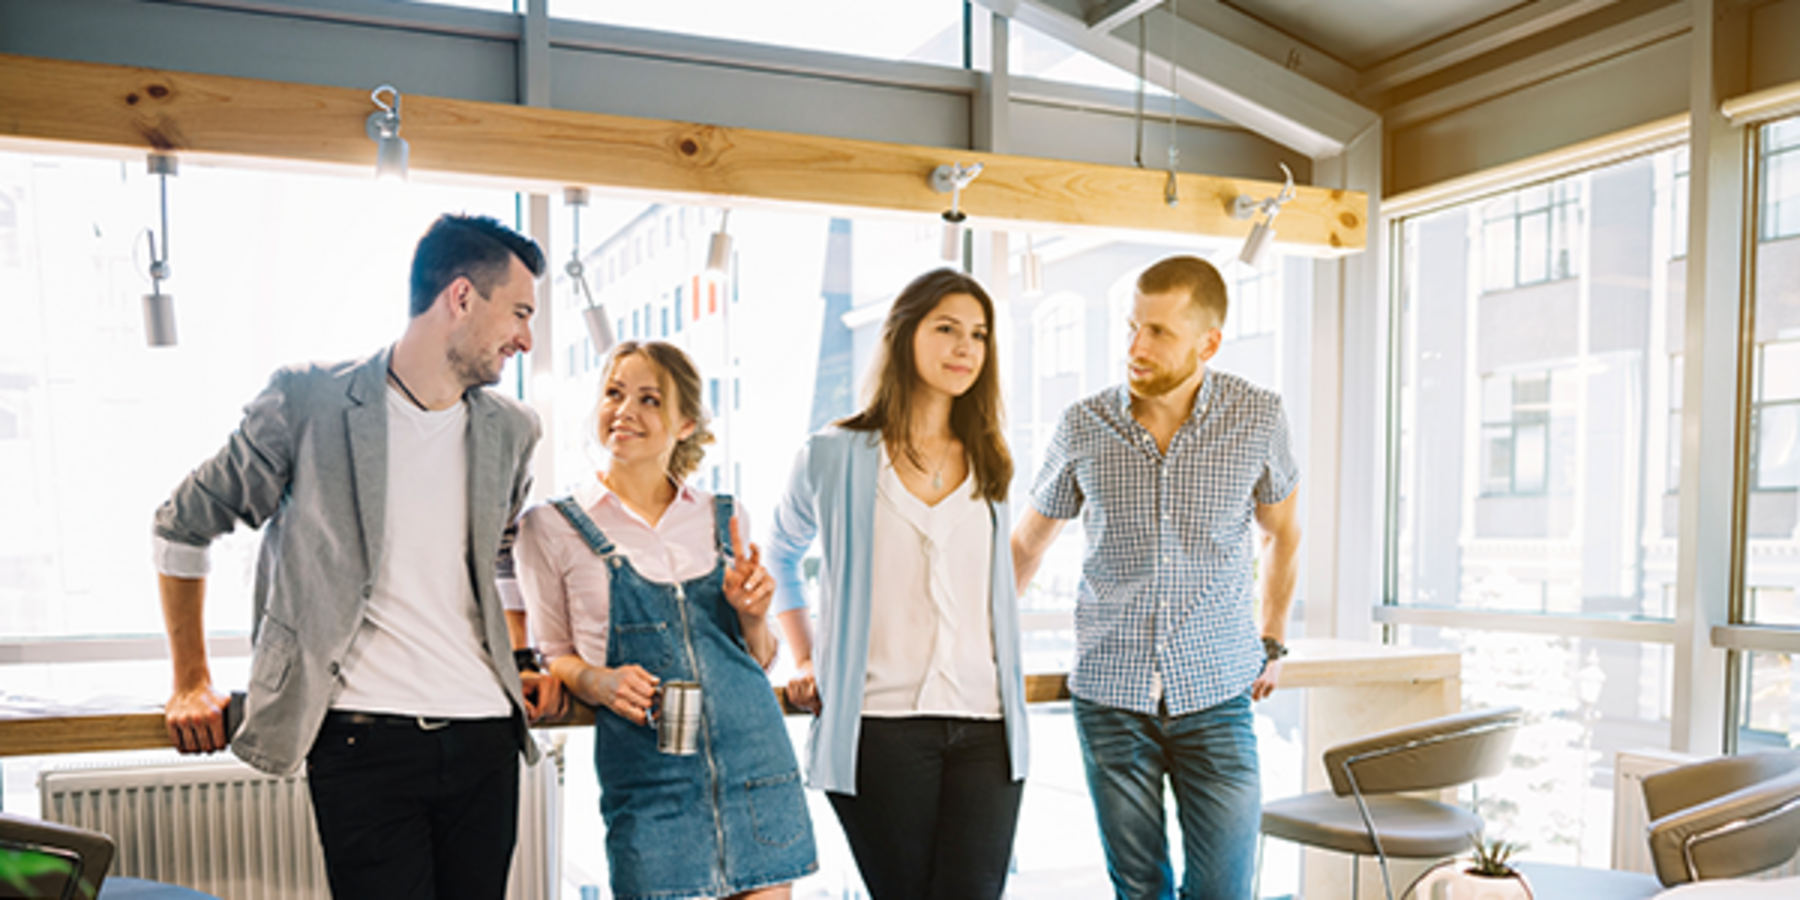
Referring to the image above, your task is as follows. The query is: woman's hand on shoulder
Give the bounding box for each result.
[576,663,660,726]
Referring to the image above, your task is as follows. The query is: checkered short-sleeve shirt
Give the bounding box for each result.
[1031,370,1299,716]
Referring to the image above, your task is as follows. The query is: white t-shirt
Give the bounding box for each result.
[332,387,511,718]
[861,449,1001,718]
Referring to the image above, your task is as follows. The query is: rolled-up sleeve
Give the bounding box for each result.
[766,441,818,616]
[515,507,583,661]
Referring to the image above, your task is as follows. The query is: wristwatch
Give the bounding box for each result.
[513,647,544,674]
[1261,636,1289,663]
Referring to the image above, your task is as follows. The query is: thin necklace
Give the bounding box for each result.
[386,364,429,411]
[928,438,954,491]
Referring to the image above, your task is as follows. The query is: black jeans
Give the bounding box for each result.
[305,713,520,900]
[827,716,1023,900]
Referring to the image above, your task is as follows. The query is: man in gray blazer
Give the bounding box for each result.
[153,214,560,899]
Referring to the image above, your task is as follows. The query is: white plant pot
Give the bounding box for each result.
[1405,861,1534,900]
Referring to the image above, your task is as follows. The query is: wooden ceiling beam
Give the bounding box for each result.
[0,52,1365,255]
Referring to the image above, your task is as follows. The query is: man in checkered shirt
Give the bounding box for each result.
[1013,255,1301,900]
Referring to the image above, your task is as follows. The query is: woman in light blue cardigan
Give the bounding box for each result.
[766,268,1028,900]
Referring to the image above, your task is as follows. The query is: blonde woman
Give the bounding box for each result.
[768,269,1028,899]
[516,341,815,900]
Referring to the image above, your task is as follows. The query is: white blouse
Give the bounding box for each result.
[862,449,1001,719]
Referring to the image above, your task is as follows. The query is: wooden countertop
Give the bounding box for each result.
[0,639,1458,758]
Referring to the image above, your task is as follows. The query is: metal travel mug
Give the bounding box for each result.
[653,681,703,756]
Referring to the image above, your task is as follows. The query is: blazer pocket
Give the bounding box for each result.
[250,616,298,693]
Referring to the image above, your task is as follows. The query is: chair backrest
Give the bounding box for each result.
[1643,753,1800,886]
[0,812,114,900]
[1324,706,1523,797]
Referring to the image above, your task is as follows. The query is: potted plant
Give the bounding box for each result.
[1404,832,1534,900]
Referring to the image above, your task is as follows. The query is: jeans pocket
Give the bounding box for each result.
[744,771,808,848]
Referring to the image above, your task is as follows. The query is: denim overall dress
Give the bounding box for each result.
[552,495,817,900]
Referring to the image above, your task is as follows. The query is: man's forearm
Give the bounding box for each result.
[1259,535,1300,641]
[160,574,213,690]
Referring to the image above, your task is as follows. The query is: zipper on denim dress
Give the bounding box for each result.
[673,581,730,891]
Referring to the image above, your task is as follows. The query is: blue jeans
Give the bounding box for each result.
[1073,692,1260,900]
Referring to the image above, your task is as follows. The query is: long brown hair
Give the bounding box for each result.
[838,268,1012,501]
[599,341,715,481]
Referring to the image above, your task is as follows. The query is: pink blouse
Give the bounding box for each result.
[515,479,736,666]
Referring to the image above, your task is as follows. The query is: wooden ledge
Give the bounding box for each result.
[0,52,1365,254]
[0,641,1455,758]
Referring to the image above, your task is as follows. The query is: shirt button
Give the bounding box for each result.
[329,662,341,676]
[361,585,372,599]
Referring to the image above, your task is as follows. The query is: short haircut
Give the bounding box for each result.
[1137,255,1228,329]
[408,214,546,317]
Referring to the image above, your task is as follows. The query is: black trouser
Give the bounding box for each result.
[305,712,520,900]
[827,716,1024,900]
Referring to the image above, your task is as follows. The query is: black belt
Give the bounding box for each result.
[322,710,508,731]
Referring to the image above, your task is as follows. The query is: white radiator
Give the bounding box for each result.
[38,739,562,900]
[1611,747,1800,879]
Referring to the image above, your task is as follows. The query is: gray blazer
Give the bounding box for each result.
[153,347,541,776]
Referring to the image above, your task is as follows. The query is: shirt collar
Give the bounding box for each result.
[1111,369,1215,426]
[574,474,699,514]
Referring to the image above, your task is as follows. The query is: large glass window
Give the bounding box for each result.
[0,150,515,652]
[1391,148,1683,865]
[1394,152,1679,618]
[1735,115,1800,752]
[551,0,965,66]
[1742,114,1800,629]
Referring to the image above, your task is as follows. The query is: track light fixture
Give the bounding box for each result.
[143,152,178,347]
[1021,234,1044,298]
[706,209,732,275]
[1232,162,1297,269]
[930,162,983,263]
[365,84,409,181]
[564,187,615,355]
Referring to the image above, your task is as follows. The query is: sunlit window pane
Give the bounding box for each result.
[1518,211,1550,284]
[1763,118,1800,241]
[0,150,514,642]
[1737,650,1799,747]
[1403,627,1674,865]
[552,0,965,66]
[1393,149,1677,642]
[1756,405,1800,489]
[1484,219,1516,291]
[1746,115,1800,622]
[1514,422,1547,492]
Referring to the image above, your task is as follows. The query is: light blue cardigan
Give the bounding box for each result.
[766,427,1030,795]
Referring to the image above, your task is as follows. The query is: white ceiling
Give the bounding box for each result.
[1222,0,1530,69]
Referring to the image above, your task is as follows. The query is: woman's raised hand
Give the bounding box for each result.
[578,663,660,726]
[723,516,774,619]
